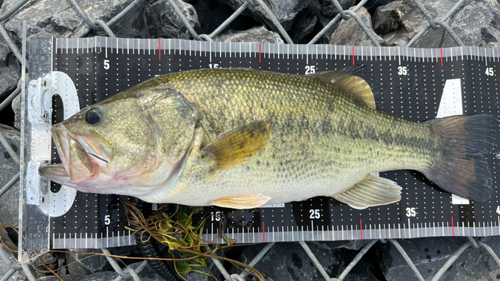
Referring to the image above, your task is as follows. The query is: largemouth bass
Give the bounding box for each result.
[39,68,498,209]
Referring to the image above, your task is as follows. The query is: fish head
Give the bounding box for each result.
[39,86,199,196]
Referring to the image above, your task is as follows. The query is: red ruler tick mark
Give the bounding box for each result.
[352,46,355,65]
[263,221,265,242]
[159,39,161,60]
[440,48,443,67]
[451,217,455,236]
[259,42,262,63]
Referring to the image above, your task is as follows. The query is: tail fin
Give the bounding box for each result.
[423,115,498,202]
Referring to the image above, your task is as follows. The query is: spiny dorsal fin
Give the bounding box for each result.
[201,120,270,171]
[310,70,376,109]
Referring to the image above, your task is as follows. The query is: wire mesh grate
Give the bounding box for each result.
[0,0,498,280]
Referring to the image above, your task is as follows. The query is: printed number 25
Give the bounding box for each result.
[309,209,320,219]
[305,65,316,75]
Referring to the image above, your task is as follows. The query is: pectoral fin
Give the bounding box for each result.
[211,195,271,209]
[332,175,402,209]
[201,120,270,171]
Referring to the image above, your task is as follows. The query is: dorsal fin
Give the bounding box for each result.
[310,69,376,109]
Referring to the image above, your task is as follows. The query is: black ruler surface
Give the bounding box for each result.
[40,38,500,248]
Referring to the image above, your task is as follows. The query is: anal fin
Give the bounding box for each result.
[332,175,402,210]
[211,194,271,209]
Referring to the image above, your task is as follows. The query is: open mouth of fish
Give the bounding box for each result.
[39,124,109,183]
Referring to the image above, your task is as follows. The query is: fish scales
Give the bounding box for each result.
[133,69,438,204]
[40,68,497,209]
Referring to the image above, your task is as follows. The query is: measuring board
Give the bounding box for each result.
[21,36,500,251]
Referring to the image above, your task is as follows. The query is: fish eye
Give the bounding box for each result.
[85,107,103,125]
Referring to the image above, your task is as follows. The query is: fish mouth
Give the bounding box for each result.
[39,124,109,183]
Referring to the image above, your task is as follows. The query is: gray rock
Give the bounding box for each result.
[38,262,165,281]
[214,26,284,43]
[0,228,26,281]
[325,239,371,250]
[373,1,408,36]
[372,0,459,47]
[96,1,146,38]
[378,238,500,281]
[383,30,411,47]
[0,264,26,281]
[11,90,19,130]
[318,0,356,18]
[410,0,458,48]
[0,38,20,101]
[1,0,146,44]
[0,227,17,252]
[440,237,500,281]
[433,1,500,48]
[231,242,379,281]
[0,125,20,227]
[32,252,60,278]
[411,26,445,48]
[145,0,200,39]
[66,254,89,276]
[372,0,427,46]
[329,7,383,46]
[291,10,318,43]
[219,0,315,43]
[51,11,85,34]
[188,0,241,35]
[304,0,356,44]
[57,254,68,276]
[66,248,109,275]
[364,0,400,13]
[37,272,120,281]
[126,261,166,281]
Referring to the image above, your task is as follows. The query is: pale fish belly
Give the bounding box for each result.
[142,121,429,206]
[143,150,373,206]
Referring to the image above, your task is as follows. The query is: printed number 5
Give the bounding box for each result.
[104,59,110,70]
[309,209,320,219]
[104,215,111,225]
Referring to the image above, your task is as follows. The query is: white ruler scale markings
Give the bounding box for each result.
[27,37,499,249]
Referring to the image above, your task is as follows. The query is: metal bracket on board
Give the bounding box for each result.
[25,71,80,217]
